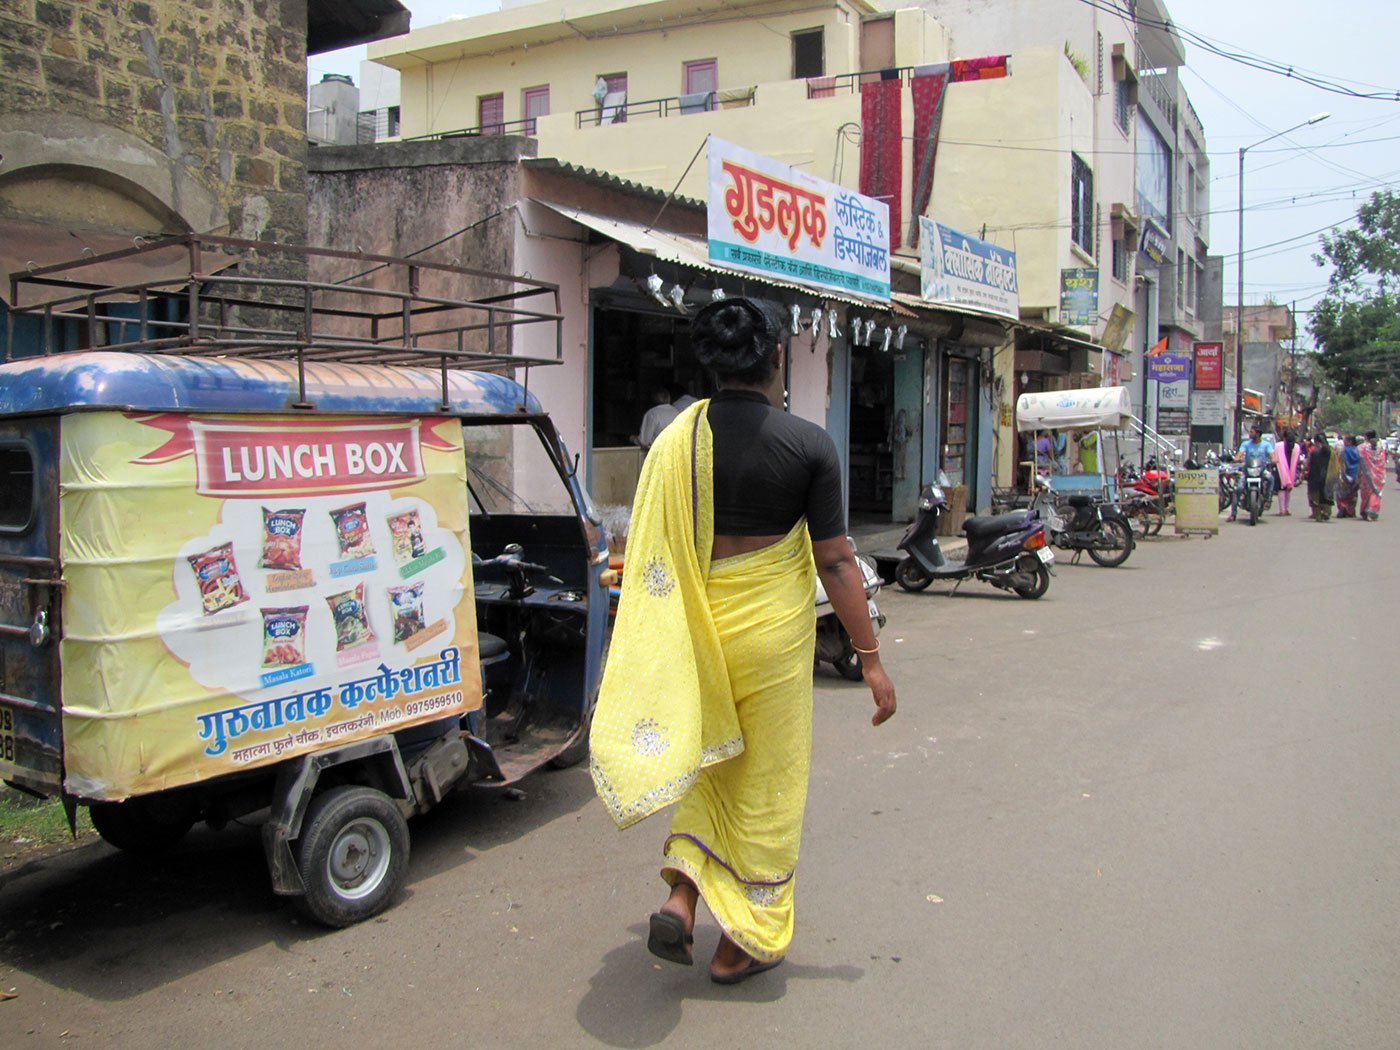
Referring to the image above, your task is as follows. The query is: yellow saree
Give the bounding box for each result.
[590,400,817,961]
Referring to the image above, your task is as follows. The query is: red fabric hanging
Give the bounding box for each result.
[951,54,1009,82]
[859,78,903,251]
[908,68,949,248]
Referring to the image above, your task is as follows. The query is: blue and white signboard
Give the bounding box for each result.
[1146,353,1191,383]
[707,137,890,302]
[919,218,1019,320]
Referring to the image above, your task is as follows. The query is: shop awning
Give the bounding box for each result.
[533,199,894,311]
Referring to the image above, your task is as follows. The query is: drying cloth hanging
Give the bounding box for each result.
[859,77,903,252]
[908,64,949,248]
[951,54,1010,82]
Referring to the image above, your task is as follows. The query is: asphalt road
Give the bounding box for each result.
[2,508,1397,1049]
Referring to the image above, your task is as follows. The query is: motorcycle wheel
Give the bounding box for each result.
[1011,556,1051,599]
[1126,504,1163,538]
[1087,517,1134,567]
[833,643,865,681]
[895,557,933,592]
[1248,490,1261,526]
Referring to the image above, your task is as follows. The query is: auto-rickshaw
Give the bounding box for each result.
[0,236,607,926]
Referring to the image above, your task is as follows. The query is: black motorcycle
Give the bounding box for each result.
[1030,487,1134,567]
[895,477,1055,599]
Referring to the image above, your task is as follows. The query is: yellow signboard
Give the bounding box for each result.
[59,412,481,800]
[1174,469,1220,536]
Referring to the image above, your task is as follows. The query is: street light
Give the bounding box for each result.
[1235,111,1329,446]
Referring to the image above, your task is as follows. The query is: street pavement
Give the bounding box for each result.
[2,508,1397,1048]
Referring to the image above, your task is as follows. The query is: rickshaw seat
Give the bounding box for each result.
[479,632,509,663]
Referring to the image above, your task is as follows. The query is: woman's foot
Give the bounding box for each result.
[648,879,698,966]
[709,932,783,984]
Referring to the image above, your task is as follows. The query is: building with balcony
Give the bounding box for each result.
[367,0,1180,512]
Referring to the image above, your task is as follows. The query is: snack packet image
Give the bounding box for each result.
[387,509,427,565]
[187,542,249,615]
[261,606,309,668]
[387,582,426,643]
[260,508,306,570]
[329,502,376,561]
[326,584,376,651]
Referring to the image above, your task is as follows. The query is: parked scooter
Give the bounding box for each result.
[895,475,1055,598]
[1029,480,1134,567]
[815,539,886,680]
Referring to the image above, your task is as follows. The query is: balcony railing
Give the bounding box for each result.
[403,116,542,141]
[1139,71,1177,129]
[574,89,752,128]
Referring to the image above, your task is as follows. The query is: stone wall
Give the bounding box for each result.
[0,0,309,244]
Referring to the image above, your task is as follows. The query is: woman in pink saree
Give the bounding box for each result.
[1358,430,1386,521]
[1274,430,1302,516]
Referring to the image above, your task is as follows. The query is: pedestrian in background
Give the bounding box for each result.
[1358,430,1386,521]
[1076,430,1098,475]
[590,297,896,986]
[1051,430,1068,474]
[1336,435,1361,518]
[1274,429,1302,516]
[1306,431,1334,521]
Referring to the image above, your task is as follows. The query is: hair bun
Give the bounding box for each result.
[691,298,786,379]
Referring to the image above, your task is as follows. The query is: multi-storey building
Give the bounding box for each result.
[368,0,1190,514]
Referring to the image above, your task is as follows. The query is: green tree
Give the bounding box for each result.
[1310,190,1400,400]
[1314,390,1378,435]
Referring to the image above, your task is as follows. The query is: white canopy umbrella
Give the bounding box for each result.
[1015,386,1133,432]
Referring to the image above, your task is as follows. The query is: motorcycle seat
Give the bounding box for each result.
[1066,494,1094,508]
[962,510,1031,538]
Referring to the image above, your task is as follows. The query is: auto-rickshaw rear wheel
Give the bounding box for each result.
[89,792,199,853]
[295,785,409,928]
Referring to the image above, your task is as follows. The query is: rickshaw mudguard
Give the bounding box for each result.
[261,735,413,896]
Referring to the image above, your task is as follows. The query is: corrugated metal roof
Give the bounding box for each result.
[522,158,705,211]
[535,199,899,312]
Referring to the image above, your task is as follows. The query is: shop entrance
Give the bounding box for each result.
[848,343,923,524]
[589,303,706,506]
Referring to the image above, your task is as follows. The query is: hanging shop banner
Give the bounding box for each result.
[1242,389,1264,415]
[1059,267,1099,326]
[1139,219,1169,265]
[1146,353,1191,383]
[1193,341,1223,390]
[707,136,890,301]
[58,411,480,800]
[1100,303,1135,353]
[1174,469,1221,536]
[919,217,1019,319]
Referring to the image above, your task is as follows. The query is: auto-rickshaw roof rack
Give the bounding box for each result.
[5,233,565,407]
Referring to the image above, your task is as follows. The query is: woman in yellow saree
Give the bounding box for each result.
[590,298,897,984]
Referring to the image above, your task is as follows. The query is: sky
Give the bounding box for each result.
[308,1,1400,349]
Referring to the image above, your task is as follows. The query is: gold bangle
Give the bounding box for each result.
[851,640,880,655]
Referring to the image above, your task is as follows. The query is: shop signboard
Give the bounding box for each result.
[1242,389,1264,415]
[58,411,479,799]
[707,137,890,301]
[1146,353,1191,384]
[1191,389,1227,425]
[1159,379,1190,408]
[1156,407,1190,431]
[1139,219,1169,265]
[1100,303,1135,353]
[1174,469,1221,536]
[1059,267,1098,326]
[919,217,1019,320]
[1193,341,1223,390]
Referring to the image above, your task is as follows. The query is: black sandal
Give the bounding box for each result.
[710,956,784,985]
[647,911,694,966]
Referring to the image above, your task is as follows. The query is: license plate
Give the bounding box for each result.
[1036,547,1055,564]
[0,705,15,765]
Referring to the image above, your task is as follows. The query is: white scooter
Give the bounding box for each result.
[815,539,886,680]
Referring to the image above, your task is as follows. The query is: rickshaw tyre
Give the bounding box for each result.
[1087,518,1133,567]
[89,793,198,853]
[294,786,409,928]
[1012,560,1051,599]
[895,558,933,592]
[833,644,865,681]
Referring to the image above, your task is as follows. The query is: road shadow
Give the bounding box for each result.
[0,767,592,1000]
[575,922,863,1048]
